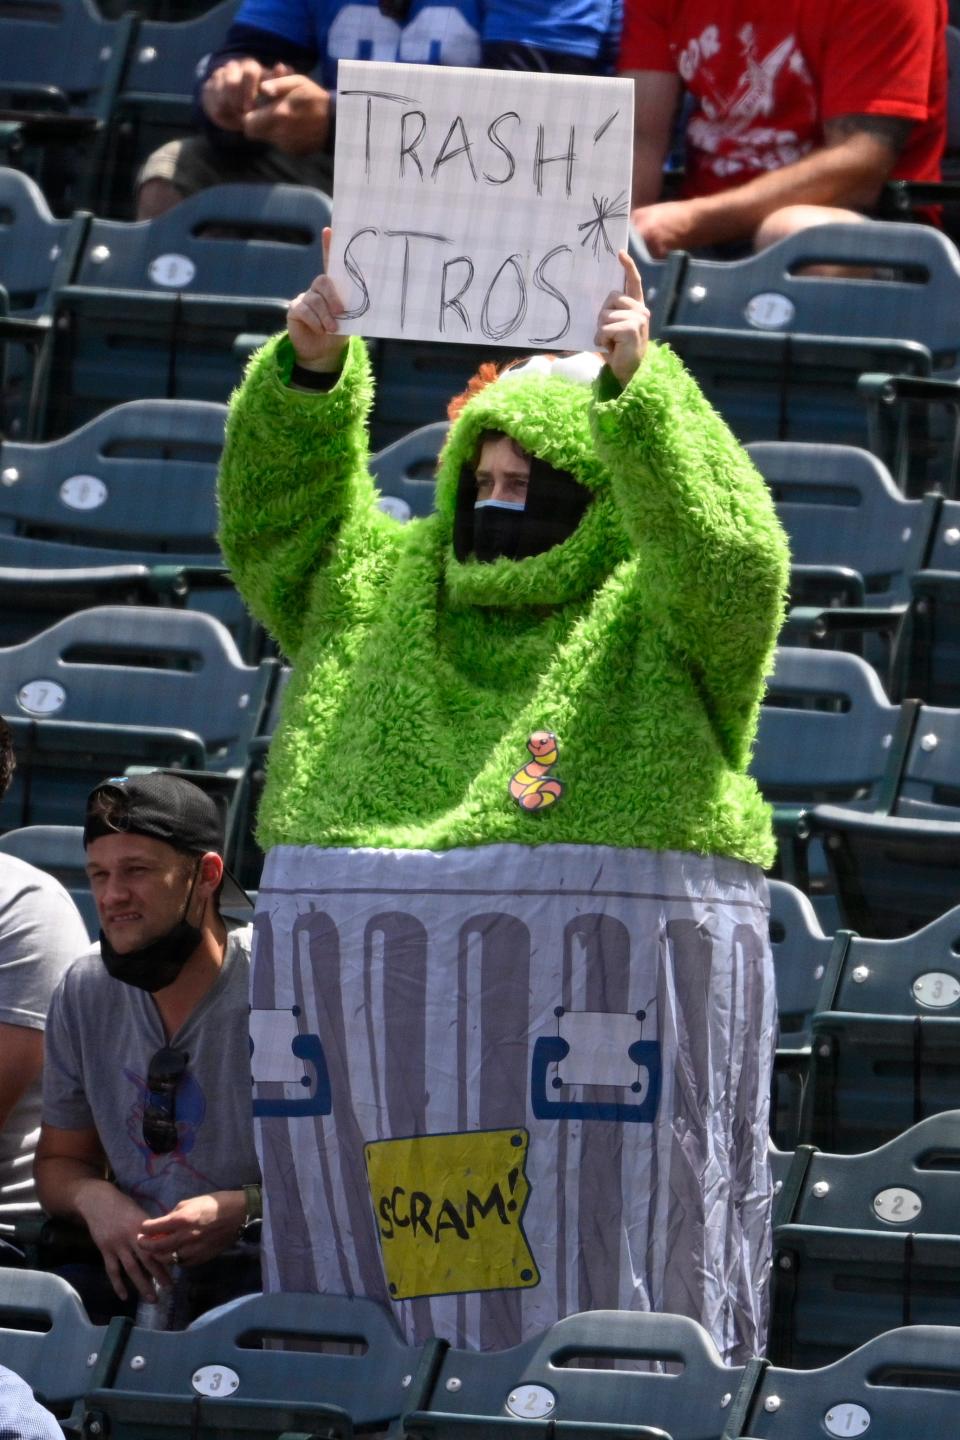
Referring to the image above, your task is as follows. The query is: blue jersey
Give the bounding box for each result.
[483,0,621,63]
[231,0,482,89]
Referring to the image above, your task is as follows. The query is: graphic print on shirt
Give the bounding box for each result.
[680,22,817,181]
[326,3,481,69]
[123,1065,219,1211]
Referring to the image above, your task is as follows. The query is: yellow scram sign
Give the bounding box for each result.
[364,1127,540,1301]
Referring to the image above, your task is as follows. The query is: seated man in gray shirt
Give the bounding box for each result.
[0,720,89,1246]
[37,773,261,1322]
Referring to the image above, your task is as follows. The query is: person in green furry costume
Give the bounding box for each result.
[219,233,790,1361]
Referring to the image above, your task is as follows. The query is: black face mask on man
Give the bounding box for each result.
[454,457,592,564]
[99,862,203,993]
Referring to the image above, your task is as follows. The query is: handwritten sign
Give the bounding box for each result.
[364,1127,539,1299]
[330,61,634,350]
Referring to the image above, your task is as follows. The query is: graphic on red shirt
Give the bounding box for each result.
[620,0,946,198]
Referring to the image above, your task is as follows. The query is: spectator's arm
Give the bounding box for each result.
[631,113,912,256]
[0,1023,42,1130]
[194,21,318,144]
[35,1124,169,1302]
[624,69,682,208]
[137,1190,249,1266]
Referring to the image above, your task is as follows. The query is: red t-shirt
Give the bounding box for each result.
[619,0,947,197]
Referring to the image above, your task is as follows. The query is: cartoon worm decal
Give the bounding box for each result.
[510,731,564,811]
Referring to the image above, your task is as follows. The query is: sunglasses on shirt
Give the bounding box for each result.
[142,1046,190,1155]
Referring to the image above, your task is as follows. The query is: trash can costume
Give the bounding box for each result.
[219,329,790,1362]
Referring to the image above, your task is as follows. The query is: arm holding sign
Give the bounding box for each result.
[218,232,398,660]
[591,252,789,770]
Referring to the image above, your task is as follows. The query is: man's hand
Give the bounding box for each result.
[287,226,349,371]
[201,59,293,132]
[242,74,332,155]
[630,199,706,260]
[137,1190,247,1268]
[595,249,650,388]
[79,1183,171,1302]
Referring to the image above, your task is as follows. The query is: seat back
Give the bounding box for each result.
[733,1325,960,1436]
[81,1291,429,1440]
[752,648,901,805]
[767,880,833,1046]
[0,0,133,110]
[72,183,330,298]
[0,398,226,550]
[0,1268,111,1411]
[0,607,274,828]
[370,421,448,519]
[823,902,960,1017]
[668,223,960,355]
[771,1117,960,1365]
[413,1309,741,1440]
[121,0,241,101]
[894,704,960,822]
[662,224,960,447]
[746,441,937,605]
[0,167,79,313]
[39,184,329,433]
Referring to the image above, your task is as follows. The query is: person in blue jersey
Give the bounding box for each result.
[136,0,623,218]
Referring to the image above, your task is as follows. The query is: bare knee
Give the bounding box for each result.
[136,178,186,221]
[753,204,866,252]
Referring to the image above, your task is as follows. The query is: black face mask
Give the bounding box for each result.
[99,863,203,994]
[472,500,525,563]
[454,457,592,563]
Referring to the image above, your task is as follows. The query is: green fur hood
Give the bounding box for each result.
[218,333,790,864]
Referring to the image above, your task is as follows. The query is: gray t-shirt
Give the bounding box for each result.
[42,926,260,1217]
[0,856,90,1233]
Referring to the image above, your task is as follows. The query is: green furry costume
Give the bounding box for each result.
[218,334,789,863]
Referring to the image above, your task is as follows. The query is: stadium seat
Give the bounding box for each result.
[405,1309,743,1439]
[660,223,960,451]
[0,397,226,548]
[746,440,939,610]
[803,701,960,938]
[727,1323,960,1435]
[78,1290,433,1440]
[370,421,448,519]
[900,497,960,705]
[858,370,960,499]
[98,0,242,217]
[0,823,96,935]
[0,606,277,832]
[750,647,917,895]
[804,905,960,1151]
[0,1267,115,1416]
[0,0,136,214]
[767,880,834,1149]
[0,166,88,434]
[770,1114,960,1366]
[30,182,331,437]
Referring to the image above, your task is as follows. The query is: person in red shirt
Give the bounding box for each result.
[620,0,947,255]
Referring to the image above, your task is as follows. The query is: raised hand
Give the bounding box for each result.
[287,226,350,371]
[594,249,651,388]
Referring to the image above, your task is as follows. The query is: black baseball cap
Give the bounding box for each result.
[83,772,252,911]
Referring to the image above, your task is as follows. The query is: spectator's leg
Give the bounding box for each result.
[135,134,334,220]
[753,204,867,250]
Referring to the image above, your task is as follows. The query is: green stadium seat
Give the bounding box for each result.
[804,905,960,1151]
[405,1309,740,1440]
[0,1267,118,1417]
[727,1323,960,1435]
[660,223,960,454]
[80,1291,434,1440]
[31,182,330,437]
[770,1114,960,1366]
[0,606,277,831]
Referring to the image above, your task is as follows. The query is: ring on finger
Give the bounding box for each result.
[171,1249,181,1265]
